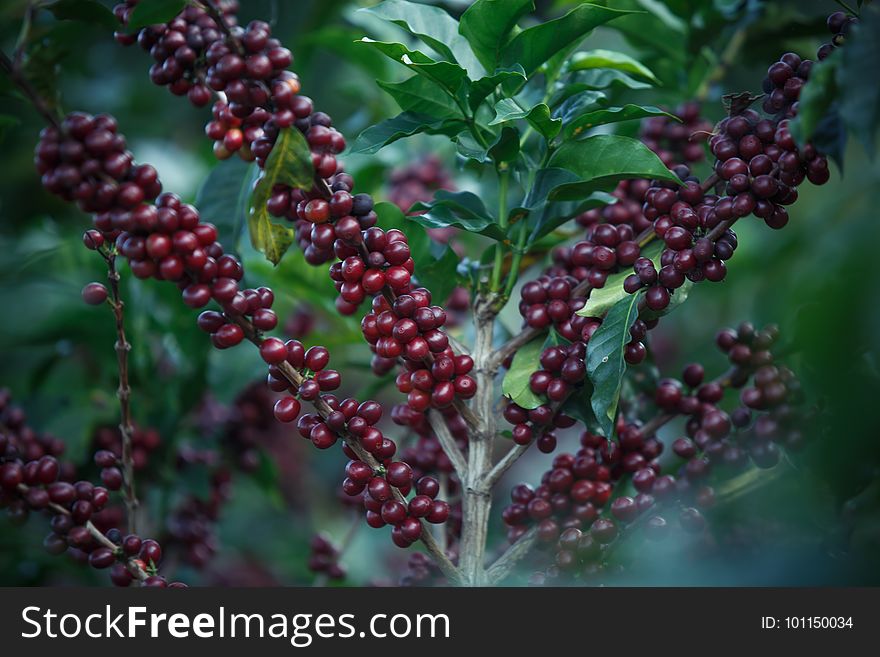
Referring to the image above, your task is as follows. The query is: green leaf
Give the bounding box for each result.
[357,39,468,94]
[246,207,296,266]
[789,50,839,148]
[502,335,548,410]
[469,65,527,112]
[361,0,484,78]
[350,112,465,154]
[452,126,519,164]
[562,379,598,429]
[578,242,662,317]
[247,127,313,265]
[377,75,462,119]
[555,91,608,127]
[568,49,660,84]
[586,291,644,438]
[520,168,580,209]
[47,0,117,28]
[513,166,615,243]
[528,191,614,243]
[490,98,561,140]
[195,158,259,251]
[500,4,633,77]
[126,0,186,31]
[455,131,492,163]
[837,12,880,157]
[488,125,521,163]
[554,71,652,100]
[460,0,534,72]
[611,1,686,63]
[415,246,460,304]
[565,104,676,139]
[411,190,506,240]
[547,134,680,199]
[261,127,315,191]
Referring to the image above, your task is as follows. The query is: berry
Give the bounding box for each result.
[82,283,109,305]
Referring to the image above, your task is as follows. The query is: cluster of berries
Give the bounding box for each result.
[308,533,346,581]
[503,321,805,584]
[818,10,858,60]
[386,155,456,215]
[112,3,469,428]
[640,101,713,167]
[0,389,182,586]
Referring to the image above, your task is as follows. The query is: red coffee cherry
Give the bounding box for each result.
[259,337,288,364]
[82,282,109,305]
[273,396,301,423]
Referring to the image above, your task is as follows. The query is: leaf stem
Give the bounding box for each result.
[489,169,510,292]
[833,0,860,18]
[502,220,528,299]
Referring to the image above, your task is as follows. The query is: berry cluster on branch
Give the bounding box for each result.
[0,390,180,587]
[503,322,806,584]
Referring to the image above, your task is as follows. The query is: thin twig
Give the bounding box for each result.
[16,483,148,581]
[232,317,462,583]
[13,2,37,68]
[198,1,244,54]
[426,410,468,478]
[483,442,529,489]
[485,526,537,584]
[490,325,541,371]
[446,333,471,358]
[103,251,138,534]
[436,473,449,554]
[700,172,720,193]
[0,48,61,130]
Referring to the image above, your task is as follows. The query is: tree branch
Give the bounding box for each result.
[483,442,529,489]
[103,251,138,534]
[198,1,244,54]
[16,483,148,581]
[486,526,537,584]
[426,410,468,478]
[456,293,497,585]
[233,317,462,584]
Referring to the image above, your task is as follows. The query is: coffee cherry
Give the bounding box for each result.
[273,396,301,422]
[259,337,287,364]
[426,500,449,524]
[368,477,392,502]
[139,539,162,565]
[590,518,618,544]
[82,282,109,305]
[89,547,116,569]
[385,461,413,488]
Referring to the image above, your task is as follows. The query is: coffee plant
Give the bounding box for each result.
[0,0,878,587]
